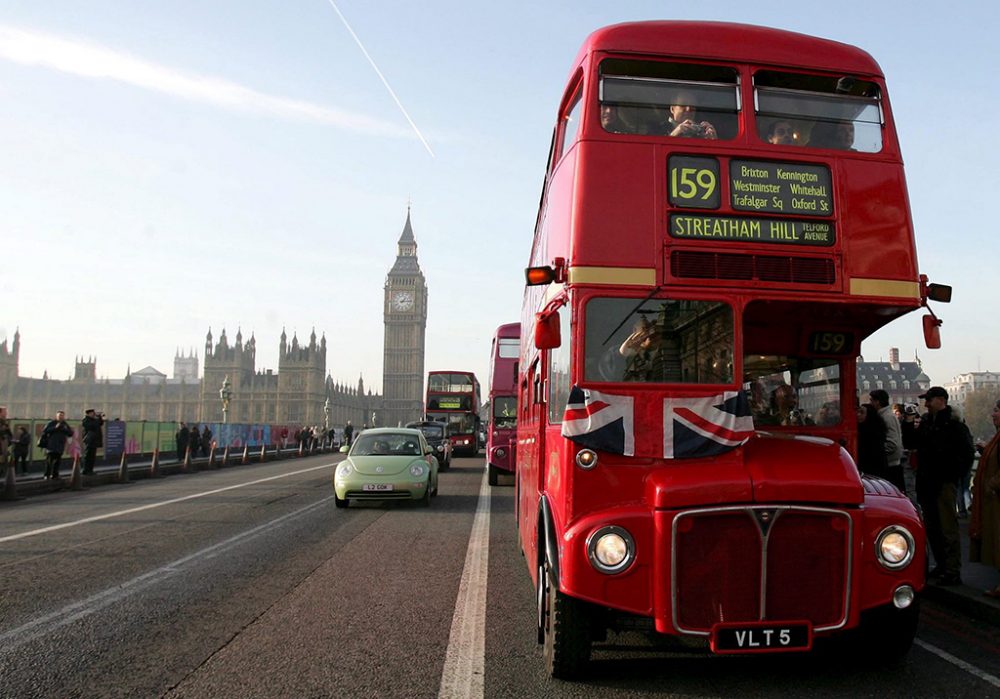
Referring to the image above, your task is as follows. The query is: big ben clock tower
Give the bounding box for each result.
[382,207,428,427]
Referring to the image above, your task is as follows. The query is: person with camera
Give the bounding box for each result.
[81,409,104,475]
[666,93,718,140]
[41,410,74,480]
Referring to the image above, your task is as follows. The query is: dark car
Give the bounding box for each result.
[406,421,453,469]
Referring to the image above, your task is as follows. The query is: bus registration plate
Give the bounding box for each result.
[711,621,811,654]
[363,484,393,492]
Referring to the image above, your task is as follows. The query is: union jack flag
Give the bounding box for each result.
[663,391,754,459]
[561,386,635,456]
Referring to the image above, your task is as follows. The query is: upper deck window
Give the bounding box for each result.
[599,60,740,140]
[755,71,883,153]
[584,297,733,384]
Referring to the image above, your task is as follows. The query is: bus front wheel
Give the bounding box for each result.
[540,558,591,679]
[488,463,499,486]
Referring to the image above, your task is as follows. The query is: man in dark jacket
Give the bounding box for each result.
[176,422,189,462]
[42,410,74,480]
[915,386,975,586]
[81,409,104,475]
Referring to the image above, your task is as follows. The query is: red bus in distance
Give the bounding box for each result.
[487,323,520,485]
[426,370,480,457]
[518,21,950,679]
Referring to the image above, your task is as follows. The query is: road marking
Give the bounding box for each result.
[438,469,490,699]
[0,462,337,544]
[915,638,1000,688]
[0,496,334,650]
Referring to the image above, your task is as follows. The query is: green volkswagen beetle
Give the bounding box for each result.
[334,428,439,508]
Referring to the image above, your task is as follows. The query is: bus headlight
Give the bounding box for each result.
[575,449,598,470]
[876,526,914,570]
[409,464,425,477]
[587,526,635,574]
[495,447,506,459]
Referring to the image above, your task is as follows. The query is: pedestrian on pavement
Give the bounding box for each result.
[856,403,888,478]
[189,425,201,461]
[970,399,1000,598]
[41,410,74,480]
[870,389,905,491]
[175,422,189,462]
[900,403,921,505]
[344,420,354,447]
[81,408,104,475]
[0,405,12,470]
[201,426,212,457]
[13,426,30,475]
[916,386,975,586]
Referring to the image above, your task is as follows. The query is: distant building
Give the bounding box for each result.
[944,372,1000,407]
[856,347,931,407]
[0,327,380,427]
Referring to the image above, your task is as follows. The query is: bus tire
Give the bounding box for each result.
[488,463,499,486]
[853,600,919,665]
[541,558,591,679]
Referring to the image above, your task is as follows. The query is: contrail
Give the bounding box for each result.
[325,0,435,158]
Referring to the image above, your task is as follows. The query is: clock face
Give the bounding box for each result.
[392,291,414,312]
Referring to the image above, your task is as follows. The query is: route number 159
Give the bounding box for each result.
[668,156,721,209]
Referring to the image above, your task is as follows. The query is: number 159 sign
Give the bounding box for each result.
[668,156,720,209]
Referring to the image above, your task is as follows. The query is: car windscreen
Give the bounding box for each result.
[351,433,422,456]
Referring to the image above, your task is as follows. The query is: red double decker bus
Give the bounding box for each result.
[518,21,950,679]
[487,323,520,485]
[426,370,480,457]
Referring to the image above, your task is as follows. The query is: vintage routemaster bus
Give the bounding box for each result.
[518,21,951,679]
[487,323,521,485]
[426,370,481,457]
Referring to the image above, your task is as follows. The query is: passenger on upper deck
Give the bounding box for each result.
[809,120,855,150]
[765,119,796,145]
[666,92,718,139]
[600,104,643,134]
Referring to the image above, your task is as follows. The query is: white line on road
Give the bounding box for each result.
[438,469,491,699]
[0,462,337,544]
[915,638,1000,688]
[0,496,335,650]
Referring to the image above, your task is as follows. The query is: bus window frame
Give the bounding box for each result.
[554,71,584,166]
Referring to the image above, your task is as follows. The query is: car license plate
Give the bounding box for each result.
[711,621,811,654]
[362,484,393,492]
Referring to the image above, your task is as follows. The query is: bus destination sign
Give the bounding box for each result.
[730,160,833,216]
[669,214,834,247]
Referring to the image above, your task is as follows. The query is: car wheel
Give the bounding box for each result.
[541,557,592,679]
[488,463,499,486]
[334,492,348,509]
[418,484,431,507]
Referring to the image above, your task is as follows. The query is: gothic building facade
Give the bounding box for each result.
[1,210,426,428]
[381,209,428,427]
[0,327,380,427]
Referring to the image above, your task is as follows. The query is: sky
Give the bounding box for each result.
[1,0,996,397]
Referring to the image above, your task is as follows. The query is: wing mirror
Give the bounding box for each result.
[534,311,561,350]
[922,314,942,350]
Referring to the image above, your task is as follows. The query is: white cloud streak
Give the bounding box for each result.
[0,25,412,138]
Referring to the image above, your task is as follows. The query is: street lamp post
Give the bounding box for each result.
[219,375,232,424]
[323,397,330,432]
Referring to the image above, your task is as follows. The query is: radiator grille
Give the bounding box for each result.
[670,251,836,285]
[673,507,850,633]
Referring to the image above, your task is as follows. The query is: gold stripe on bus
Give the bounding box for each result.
[849,278,920,299]
[568,267,656,286]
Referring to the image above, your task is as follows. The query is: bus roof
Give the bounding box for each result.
[574,21,883,77]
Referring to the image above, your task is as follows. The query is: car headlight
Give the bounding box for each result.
[436,444,444,452]
[587,526,635,574]
[336,462,353,478]
[409,464,425,477]
[876,526,914,570]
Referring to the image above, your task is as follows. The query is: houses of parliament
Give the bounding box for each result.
[0,212,428,428]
